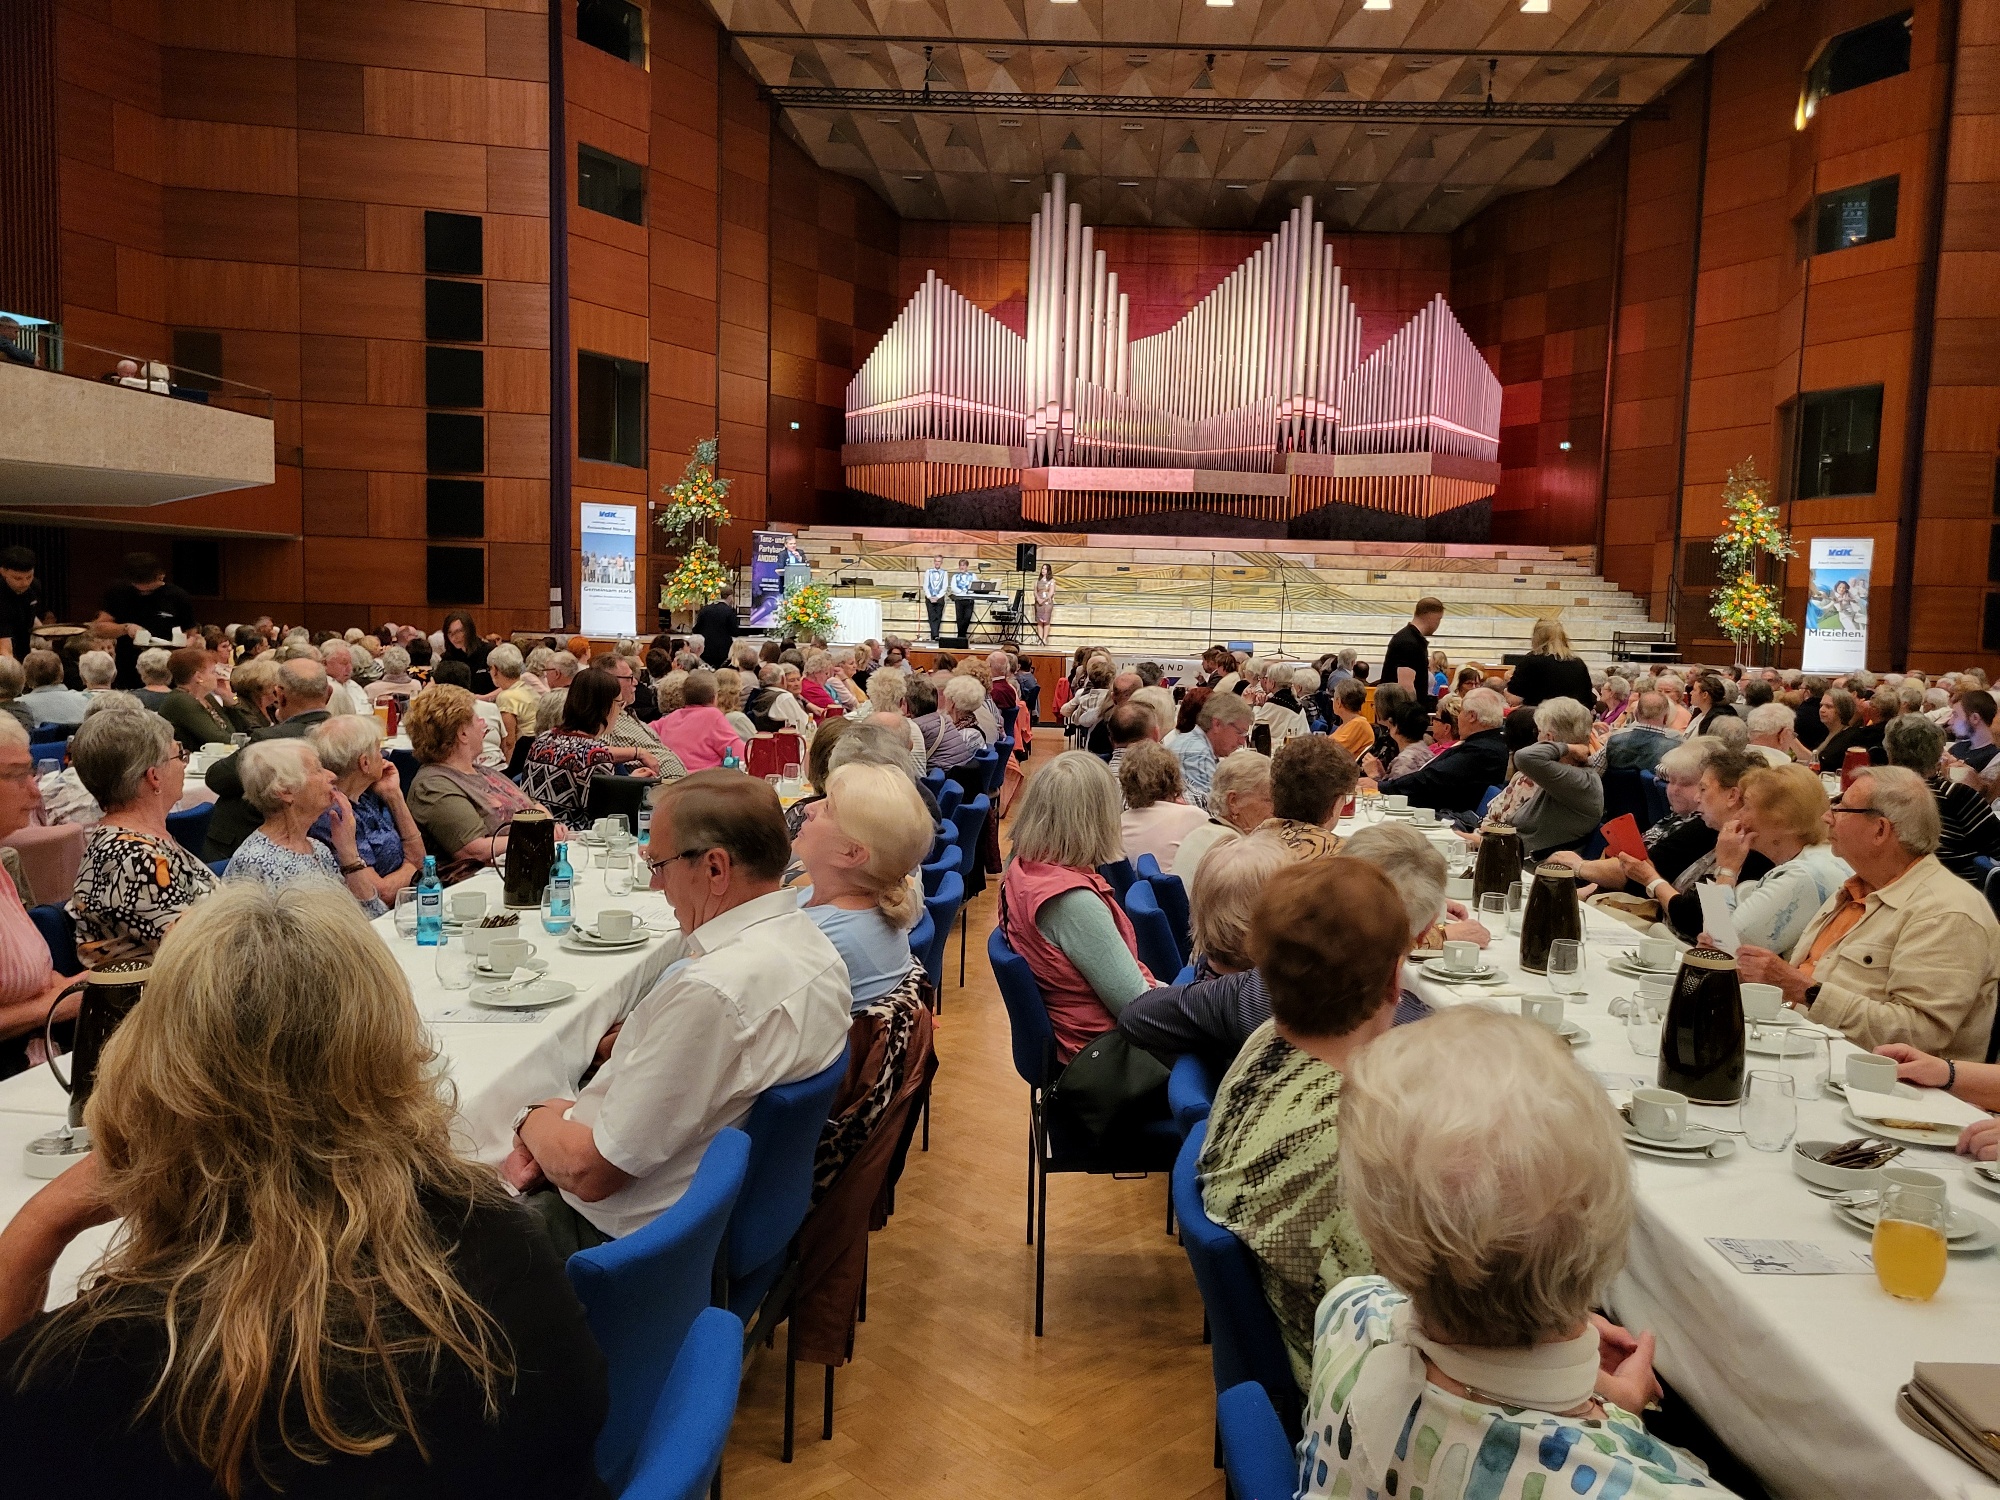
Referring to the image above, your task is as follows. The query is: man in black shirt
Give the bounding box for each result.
[691,597,738,669]
[1382,595,1443,711]
[95,550,195,688]
[0,546,50,661]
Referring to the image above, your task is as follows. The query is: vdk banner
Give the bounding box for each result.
[578,504,637,637]
[750,531,791,629]
[1801,537,1873,674]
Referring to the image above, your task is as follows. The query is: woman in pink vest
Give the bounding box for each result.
[651,669,745,772]
[999,752,1158,1063]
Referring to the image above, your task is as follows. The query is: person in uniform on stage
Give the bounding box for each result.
[950,558,978,647]
[921,556,949,643]
[1034,562,1057,646]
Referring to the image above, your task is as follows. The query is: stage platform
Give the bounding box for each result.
[787,524,1659,664]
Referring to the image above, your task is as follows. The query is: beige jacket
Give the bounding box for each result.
[1788,853,2000,1061]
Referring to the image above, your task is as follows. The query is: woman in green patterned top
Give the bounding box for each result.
[1300,1005,1732,1500]
[1196,855,1413,1388]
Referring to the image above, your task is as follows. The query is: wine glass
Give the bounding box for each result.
[432,934,475,991]
[1359,794,1384,825]
[1627,995,1664,1058]
[1873,1181,1949,1301]
[393,888,419,940]
[1546,939,1586,1001]
[1505,881,1525,935]
[1477,892,1508,932]
[1740,1069,1797,1153]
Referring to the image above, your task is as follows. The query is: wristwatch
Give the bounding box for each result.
[1800,983,1821,1010]
[510,1103,543,1138]
[339,859,367,875]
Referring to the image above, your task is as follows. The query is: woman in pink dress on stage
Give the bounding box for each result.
[1033,563,1057,645]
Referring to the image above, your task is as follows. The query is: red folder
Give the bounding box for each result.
[1600,813,1647,862]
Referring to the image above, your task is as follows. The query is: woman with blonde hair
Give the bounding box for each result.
[0,883,606,1495]
[1696,761,1847,954]
[792,762,929,1011]
[712,666,757,742]
[1118,740,1209,871]
[404,683,544,882]
[1504,617,1593,708]
[1301,1006,1707,1500]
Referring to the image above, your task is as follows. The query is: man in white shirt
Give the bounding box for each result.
[322,643,370,716]
[505,772,852,1248]
[921,557,949,643]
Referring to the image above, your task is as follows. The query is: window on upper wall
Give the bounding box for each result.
[1813,177,1899,254]
[578,146,645,225]
[169,330,221,392]
[578,0,645,66]
[1796,385,1883,500]
[577,351,646,468]
[1801,10,1912,122]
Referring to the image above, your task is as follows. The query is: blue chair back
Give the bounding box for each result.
[908,908,934,967]
[936,779,965,819]
[922,767,948,800]
[1474,785,1500,818]
[387,747,419,794]
[165,803,212,857]
[208,859,230,877]
[930,819,957,864]
[566,1128,750,1488]
[28,724,69,748]
[985,740,1012,793]
[1150,872,1191,963]
[1217,1382,1300,1500]
[968,746,1000,793]
[620,1307,744,1500]
[1123,879,1182,982]
[920,869,964,989]
[1097,857,1136,900]
[989,925,1055,1089]
[952,793,991,896]
[725,1046,851,1305]
[1985,863,2000,926]
[1173,1123,1302,1438]
[1134,853,1163,881]
[921,842,961,898]
[1000,700,1020,740]
[1602,767,1649,828]
[29,904,80,977]
[1640,769,1671,826]
[1167,1052,1219,1137]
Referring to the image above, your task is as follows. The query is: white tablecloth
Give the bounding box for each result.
[0,860,682,1305]
[1408,899,2000,1500]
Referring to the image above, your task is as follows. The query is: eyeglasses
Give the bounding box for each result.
[646,846,709,874]
[1828,804,1886,819]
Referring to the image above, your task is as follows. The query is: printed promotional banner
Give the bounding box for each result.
[578,504,637,637]
[1801,537,1873,674]
[750,531,791,629]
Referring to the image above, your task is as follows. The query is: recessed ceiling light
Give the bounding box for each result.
[844,47,869,57]
[1267,57,1290,69]
[1363,0,1392,9]
[1121,121,1146,130]
[1365,127,1393,137]
[903,174,924,181]
[1243,125,1268,134]
[1521,0,1551,10]
[1125,54,1150,65]
[1117,180,1141,187]
[1206,0,1235,7]
[1010,177,1032,183]
[999,119,1023,128]
[1441,186,1466,194]
[1403,59,1433,71]
[877,117,901,124]
[1227,182,1250,189]
[985,49,1011,60]
[1334,185,1359,192]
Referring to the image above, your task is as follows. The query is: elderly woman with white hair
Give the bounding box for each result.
[1255,667,1316,750]
[1298,1006,1703,1500]
[1118,741,1210,871]
[864,667,928,765]
[1505,695,1605,857]
[223,739,385,917]
[486,642,536,754]
[792,762,931,1012]
[310,715,422,903]
[1170,748,1274,881]
[130,647,174,713]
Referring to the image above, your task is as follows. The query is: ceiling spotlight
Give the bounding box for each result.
[984,49,1011,60]
[1010,177,1032,184]
[1559,440,1573,451]
[903,174,925,181]
[1521,0,1551,9]
[1334,185,1359,192]
[1206,0,1235,7]
[1365,127,1393,137]
[999,119,1023,128]
[1121,121,1146,130]
[1125,54,1150,65]
[1226,183,1250,190]
[1362,0,1393,9]
[1117,180,1141,187]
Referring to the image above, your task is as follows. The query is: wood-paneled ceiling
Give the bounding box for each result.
[700,0,1763,231]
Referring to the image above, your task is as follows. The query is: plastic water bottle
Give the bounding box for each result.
[415,856,444,946]
[544,842,574,934]
[636,799,652,848]
[720,747,743,773]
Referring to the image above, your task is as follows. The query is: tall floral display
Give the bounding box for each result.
[1709,457,1795,665]
[658,437,732,613]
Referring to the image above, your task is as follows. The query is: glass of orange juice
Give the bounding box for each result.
[1873,1181,1949,1301]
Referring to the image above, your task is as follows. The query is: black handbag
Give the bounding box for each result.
[1050,1030,1170,1142]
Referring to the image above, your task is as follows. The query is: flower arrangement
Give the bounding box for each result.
[661,538,728,609]
[659,436,733,540]
[776,582,838,643]
[1710,458,1796,653]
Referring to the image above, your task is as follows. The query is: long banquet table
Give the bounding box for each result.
[0,862,682,1304]
[1406,898,2000,1500]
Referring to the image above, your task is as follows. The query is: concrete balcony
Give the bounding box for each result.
[0,359,274,506]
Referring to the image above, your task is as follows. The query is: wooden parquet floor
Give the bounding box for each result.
[722,741,1225,1500]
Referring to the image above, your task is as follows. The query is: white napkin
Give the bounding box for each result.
[506,966,541,986]
[1845,1086,1986,1129]
[1697,884,1740,953]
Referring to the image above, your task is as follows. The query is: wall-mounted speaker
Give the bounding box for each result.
[423,211,483,276]
[424,279,483,343]
[426,478,485,539]
[426,546,485,605]
[426,346,484,408]
[1015,542,1038,573]
[426,413,483,474]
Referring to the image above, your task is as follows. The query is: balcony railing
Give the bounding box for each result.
[0,317,275,422]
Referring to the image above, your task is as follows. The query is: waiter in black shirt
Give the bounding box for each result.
[95,550,196,688]
[0,547,51,661]
[1382,595,1443,711]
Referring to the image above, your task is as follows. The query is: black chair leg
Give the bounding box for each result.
[1025,1092,1037,1244]
[1034,1149,1049,1337]
[1166,1192,1175,1237]
[921,1091,930,1151]
[711,1464,723,1500]
[782,1319,797,1463]
[1213,1422,1222,1470]
[958,906,968,987]
[858,1254,867,1323]
[823,1364,835,1440]
[1202,1311,1211,1345]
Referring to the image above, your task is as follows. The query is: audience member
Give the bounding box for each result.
[1382,703,1434,778]
[1327,679,1373,759]
[652,670,745,772]
[1117,741,1209,870]
[1304,1007,1702,1500]
[501,773,850,1251]
[1369,686,1507,817]
[592,650,671,758]
[18,650,87,727]
[1737,766,2000,1058]
[202,659,335,861]
[1504,697,1604,857]
[127,648,174,713]
[1884,712,2000,883]
[66,709,220,968]
[488,643,536,754]
[1259,736,1357,860]
[783,716,852,838]
[405,684,544,883]
[793,762,929,1011]
[0,884,607,1493]
[224,655,280,733]
[713,667,758,743]
[1595,689,1677,772]
[310,714,421,904]
[1197,858,1408,1385]
[1171,691,1254,810]
[321,642,369,717]
[223,739,385,917]
[155,646,233,752]
[1616,744,1763,928]
[1103,699,1157,766]
[1744,701,1799,765]
[438,610,491,691]
[1690,673,1738,735]
[1170,749,1273,881]
[522,668,657,826]
[1813,687,1881,773]
[0,717,72,1070]
[1689,763,1848,954]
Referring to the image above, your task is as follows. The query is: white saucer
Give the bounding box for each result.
[1830,1198,1997,1254]
[1965,1164,2000,1202]
[1622,1121,1729,1154]
[570,925,657,948]
[474,955,548,977]
[1825,1078,1921,1102]
[1840,1105,1965,1148]
[1556,1020,1590,1047]
[1614,950,1678,975]
[1626,1135,1736,1162]
[471,978,578,1010]
[559,933,652,956]
[1420,959,1503,983]
[1607,960,1675,982]
[1745,1009,1802,1028]
[1832,1191,1987,1241]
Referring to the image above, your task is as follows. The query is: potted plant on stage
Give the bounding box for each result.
[1710,457,1795,669]
[658,436,733,626]
[777,581,839,646]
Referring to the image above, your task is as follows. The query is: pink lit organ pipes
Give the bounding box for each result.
[843,173,1499,474]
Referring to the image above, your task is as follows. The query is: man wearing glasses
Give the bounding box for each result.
[502,773,851,1251]
[1736,765,2000,1060]
[590,649,685,776]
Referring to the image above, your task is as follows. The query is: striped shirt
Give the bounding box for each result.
[1932,775,2000,884]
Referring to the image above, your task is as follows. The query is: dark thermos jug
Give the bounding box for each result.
[1657,946,1748,1105]
[1517,860,1582,974]
[502,808,558,909]
[44,960,151,1132]
[1471,823,1525,905]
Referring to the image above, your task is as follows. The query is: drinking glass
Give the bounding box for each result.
[1627,996,1664,1058]
[1873,1182,1949,1301]
[1547,939,1586,1000]
[540,887,573,936]
[783,762,803,789]
[1478,892,1508,931]
[602,850,635,898]
[1789,1030,1832,1101]
[1359,794,1384,825]
[433,935,475,991]
[393,888,419,939]
[1506,881,1525,935]
[1740,1069,1797,1153]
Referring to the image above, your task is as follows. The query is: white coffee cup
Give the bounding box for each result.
[595,909,636,943]
[1445,876,1474,903]
[488,936,537,970]
[1383,794,1409,809]
[1521,994,1565,1030]
[1412,808,1440,826]
[462,925,494,958]
[1638,973,1673,1005]
[1638,936,1674,970]
[1440,940,1480,974]
[450,890,487,923]
[1845,1052,1900,1094]
[1630,1086,1689,1141]
[1740,982,1785,1022]
[1880,1166,1949,1213]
